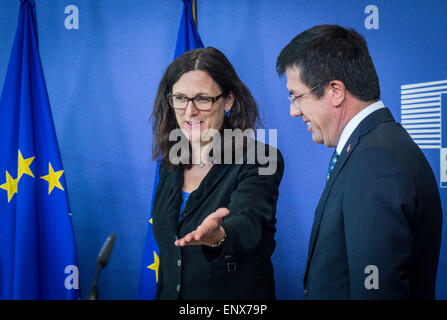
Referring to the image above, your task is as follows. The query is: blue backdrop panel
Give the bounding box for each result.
[0,0,446,299]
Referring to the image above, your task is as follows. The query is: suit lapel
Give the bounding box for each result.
[303,108,395,281]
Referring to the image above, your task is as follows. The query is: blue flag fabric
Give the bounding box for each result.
[138,0,204,300]
[0,0,79,300]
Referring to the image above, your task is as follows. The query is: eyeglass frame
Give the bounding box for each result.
[287,83,321,107]
[167,93,225,111]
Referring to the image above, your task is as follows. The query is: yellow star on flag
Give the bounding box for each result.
[147,251,159,282]
[40,162,64,195]
[0,171,19,203]
[17,150,35,180]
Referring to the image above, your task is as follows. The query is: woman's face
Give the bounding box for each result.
[171,70,233,143]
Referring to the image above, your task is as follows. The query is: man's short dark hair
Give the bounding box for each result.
[276,24,380,102]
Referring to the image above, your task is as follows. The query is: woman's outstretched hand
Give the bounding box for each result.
[174,208,229,247]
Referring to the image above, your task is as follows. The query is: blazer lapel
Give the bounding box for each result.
[165,167,183,234]
[303,108,395,281]
[179,164,232,225]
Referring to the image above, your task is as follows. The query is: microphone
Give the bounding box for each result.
[88,233,116,300]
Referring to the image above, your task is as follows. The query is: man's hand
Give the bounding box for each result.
[174,208,229,247]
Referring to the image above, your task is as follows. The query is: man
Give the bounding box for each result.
[276,24,442,299]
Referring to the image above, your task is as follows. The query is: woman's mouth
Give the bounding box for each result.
[185,120,202,129]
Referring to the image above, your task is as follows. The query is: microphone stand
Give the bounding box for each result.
[88,266,102,300]
[88,233,116,300]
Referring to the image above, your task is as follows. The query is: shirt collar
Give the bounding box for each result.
[336,100,385,155]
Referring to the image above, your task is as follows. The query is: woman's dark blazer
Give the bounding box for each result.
[152,143,284,300]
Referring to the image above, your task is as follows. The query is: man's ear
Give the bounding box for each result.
[327,80,346,107]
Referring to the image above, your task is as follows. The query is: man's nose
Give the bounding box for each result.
[290,104,302,118]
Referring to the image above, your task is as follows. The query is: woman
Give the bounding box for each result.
[151,47,284,299]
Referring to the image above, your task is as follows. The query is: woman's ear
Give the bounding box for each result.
[225,91,235,112]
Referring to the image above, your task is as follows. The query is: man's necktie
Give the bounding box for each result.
[326,150,339,181]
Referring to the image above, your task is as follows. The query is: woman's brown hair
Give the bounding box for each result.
[151,47,260,169]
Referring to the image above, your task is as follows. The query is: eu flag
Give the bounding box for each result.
[138,0,204,299]
[174,0,204,59]
[0,0,79,299]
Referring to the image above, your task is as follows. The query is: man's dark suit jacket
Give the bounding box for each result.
[152,144,284,300]
[303,107,442,299]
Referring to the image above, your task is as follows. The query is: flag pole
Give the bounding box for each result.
[192,0,198,28]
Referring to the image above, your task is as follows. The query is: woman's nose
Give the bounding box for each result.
[185,100,198,115]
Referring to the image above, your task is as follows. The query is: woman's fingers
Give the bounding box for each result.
[174,208,229,247]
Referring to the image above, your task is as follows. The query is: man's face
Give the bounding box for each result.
[285,67,339,147]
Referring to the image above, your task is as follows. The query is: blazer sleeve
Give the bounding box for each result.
[216,147,285,257]
[343,147,416,299]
